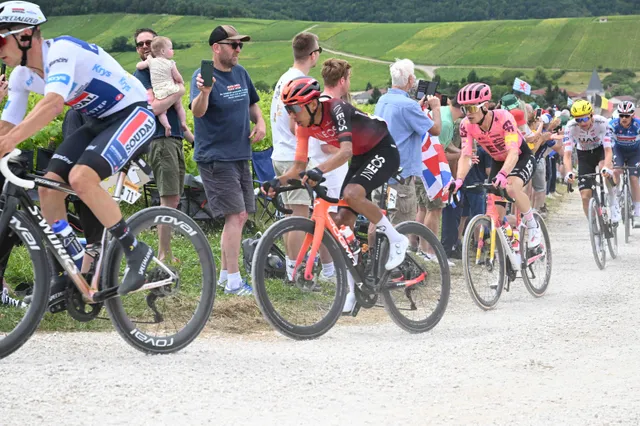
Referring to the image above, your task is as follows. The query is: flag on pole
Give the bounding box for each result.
[594,94,610,111]
[512,77,531,95]
[567,97,573,107]
[420,132,452,202]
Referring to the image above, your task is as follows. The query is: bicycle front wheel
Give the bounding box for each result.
[588,197,606,270]
[252,217,347,340]
[103,207,216,354]
[462,215,506,310]
[624,184,631,244]
[380,221,450,333]
[521,212,552,297]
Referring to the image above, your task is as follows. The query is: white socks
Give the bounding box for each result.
[218,269,228,285]
[286,257,295,281]
[376,216,404,243]
[227,272,242,291]
[635,202,640,216]
[322,262,335,277]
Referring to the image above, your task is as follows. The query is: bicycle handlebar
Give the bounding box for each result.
[269,179,340,215]
[458,183,516,203]
[0,149,34,189]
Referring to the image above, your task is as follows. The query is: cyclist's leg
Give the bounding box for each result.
[69,104,156,295]
[577,149,600,217]
[597,147,619,221]
[624,148,640,217]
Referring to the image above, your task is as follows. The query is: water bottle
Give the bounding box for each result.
[502,217,514,247]
[339,225,361,255]
[52,219,85,270]
[267,253,283,269]
[512,229,520,254]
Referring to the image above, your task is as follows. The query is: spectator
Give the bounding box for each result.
[270,31,321,280]
[133,28,189,263]
[190,25,266,296]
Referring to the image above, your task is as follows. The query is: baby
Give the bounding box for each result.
[136,36,193,141]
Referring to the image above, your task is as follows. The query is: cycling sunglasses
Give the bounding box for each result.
[218,41,244,50]
[0,26,35,49]
[284,104,304,114]
[619,114,633,119]
[461,102,487,115]
[574,115,591,123]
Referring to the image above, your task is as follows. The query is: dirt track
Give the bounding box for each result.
[2,193,640,425]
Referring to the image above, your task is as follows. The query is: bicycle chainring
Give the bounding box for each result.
[65,284,103,322]
[354,286,378,308]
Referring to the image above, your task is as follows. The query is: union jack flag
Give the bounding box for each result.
[420,131,452,203]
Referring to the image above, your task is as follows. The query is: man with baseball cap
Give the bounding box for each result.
[190,24,266,296]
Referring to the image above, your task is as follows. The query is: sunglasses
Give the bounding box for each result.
[461,102,487,115]
[284,104,304,114]
[218,42,244,50]
[0,26,35,48]
[135,40,152,48]
[575,116,591,123]
[619,114,633,119]
[309,46,323,56]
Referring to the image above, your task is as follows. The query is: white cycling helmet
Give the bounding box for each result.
[617,101,635,115]
[0,1,46,27]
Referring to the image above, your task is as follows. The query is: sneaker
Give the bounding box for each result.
[385,235,409,271]
[217,279,226,289]
[611,204,621,223]
[342,292,356,313]
[224,281,253,296]
[118,242,154,296]
[546,193,556,200]
[320,272,337,284]
[527,225,542,248]
[448,246,462,260]
[634,214,640,228]
[418,250,455,267]
[1,288,27,309]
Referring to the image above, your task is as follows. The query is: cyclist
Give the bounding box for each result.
[0,2,156,296]
[263,76,409,271]
[562,100,618,221]
[448,83,541,247]
[609,101,640,225]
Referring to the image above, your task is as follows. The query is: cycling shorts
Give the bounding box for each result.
[489,142,535,186]
[577,146,604,191]
[613,144,640,178]
[47,102,156,182]
[339,134,400,204]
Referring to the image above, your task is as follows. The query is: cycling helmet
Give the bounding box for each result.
[570,99,593,117]
[0,2,46,66]
[617,101,635,115]
[457,83,492,105]
[281,76,321,106]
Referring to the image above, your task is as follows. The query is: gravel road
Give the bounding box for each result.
[3,194,640,425]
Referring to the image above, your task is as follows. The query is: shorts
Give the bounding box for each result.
[489,143,535,186]
[613,144,640,177]
[577,146,605,191]
[198,160,256,218]
[373,177,418,225]
[148,137,185,197]
[415,178,445,211]
[47,102,156,182]
[532,156,547,193]
[273,160,311,206]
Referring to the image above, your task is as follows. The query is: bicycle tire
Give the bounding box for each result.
[0,210,50,360]
[521,212,552,298]
[588,197,606,270]
[380,221,450,333]
[624,183,631,244]
[252,216,347,340]
[103,207,216,354]
[462,215,506,310]
[607,220,619,259]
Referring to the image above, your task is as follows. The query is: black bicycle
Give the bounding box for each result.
[251,176,450,340]
[0,149,216,359]
[614,165,638,244]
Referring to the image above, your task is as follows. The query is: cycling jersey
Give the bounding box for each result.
[2,36,147,125]
[607,117,640,148]
[562,115,611,152]
[294,98,389,162]
[460,109,524,162]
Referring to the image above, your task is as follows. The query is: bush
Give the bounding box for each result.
[108,36,135,53]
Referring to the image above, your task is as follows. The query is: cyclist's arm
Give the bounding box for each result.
[498,120,521,175]
[0,121,15,137]
[279,128,310,184]
[1,93,65,151]
[314,101,355,174]
[499,148,519,176]
[603,126,613,169]
[455,120,473,182]
[317,142,352,174]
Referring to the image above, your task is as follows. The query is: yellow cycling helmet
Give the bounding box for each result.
[571,99,593,117]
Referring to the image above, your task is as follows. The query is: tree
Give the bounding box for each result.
[365,82,373,91]
[254,80,272,93]
[533,67,549,87]
[109,36,133,52]
[467,70,479,83]
[368,87,382,104]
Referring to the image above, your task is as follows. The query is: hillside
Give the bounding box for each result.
[44,14,640,90]
[43,0,636,24]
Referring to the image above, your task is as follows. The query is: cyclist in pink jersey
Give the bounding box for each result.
[446,83,541,247]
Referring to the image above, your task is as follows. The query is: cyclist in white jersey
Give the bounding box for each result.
[563,99,619,221]
[0,2,156,295]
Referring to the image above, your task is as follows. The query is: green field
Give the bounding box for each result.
[45,13,640,90]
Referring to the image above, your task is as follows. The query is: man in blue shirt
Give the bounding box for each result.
[374,59,441,225]
[190,25,266,296]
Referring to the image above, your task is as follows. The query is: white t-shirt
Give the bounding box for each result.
[270,67,304,161]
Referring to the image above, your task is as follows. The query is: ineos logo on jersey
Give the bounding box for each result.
[332,104,348,131]
[92,64,112,78]
[361,155,386,181]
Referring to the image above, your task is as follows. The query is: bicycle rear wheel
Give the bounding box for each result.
[521,212,552,297]
[588,197,606,270]
[462,215,506,310]
[624,183,631,243]
[380,221,450,333]
[252,217,347,340]
[104,207,215,354]
[0,210,50,359]
[607,220,619,259]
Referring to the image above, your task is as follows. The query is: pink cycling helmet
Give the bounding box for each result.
[457,83,492,105]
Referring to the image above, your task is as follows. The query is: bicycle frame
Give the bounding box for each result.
[0,156,176,304]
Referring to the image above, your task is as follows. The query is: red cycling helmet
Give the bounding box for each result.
[281,76,321,106]
[457,83,492,105]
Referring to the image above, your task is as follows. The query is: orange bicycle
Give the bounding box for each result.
[251,178,450,340]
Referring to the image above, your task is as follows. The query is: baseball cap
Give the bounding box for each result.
[510,108,527,127]
[209,25,251,46]
[501,94,519,111]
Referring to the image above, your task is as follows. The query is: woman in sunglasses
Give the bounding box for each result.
[562,100,617,220]
[609,101,640,225]
[448,83,541,248]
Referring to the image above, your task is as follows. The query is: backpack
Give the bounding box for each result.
[241,233,287,279]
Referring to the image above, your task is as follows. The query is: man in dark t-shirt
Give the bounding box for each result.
[190,25,266,296]
[133,28,189,263]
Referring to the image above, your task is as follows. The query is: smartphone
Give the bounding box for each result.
[426,81,438,97]
[200,60,214,87]
[1,63,6,79]
[440,94,448,106]
[416,79,428,100]
[535,108,542,119]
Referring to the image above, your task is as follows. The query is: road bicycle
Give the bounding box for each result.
[569,172,618,269]
[251,175,450,340]
[0,149,215,359]
[614,165,638,244]
[458,183,552,310]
